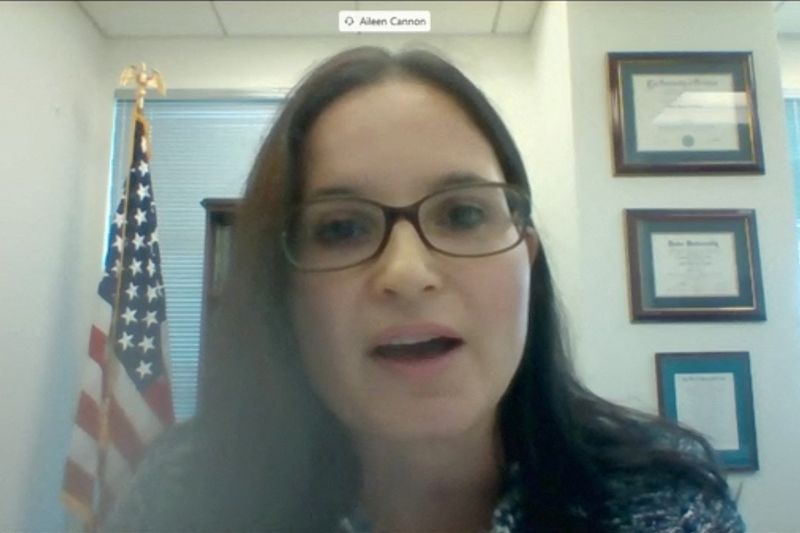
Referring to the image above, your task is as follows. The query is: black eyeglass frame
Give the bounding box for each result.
[281,182,532,273]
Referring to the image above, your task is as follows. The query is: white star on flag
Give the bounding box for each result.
[118,332,134,351]
[111,259,123,277]
[137,160,149,176]
[121,307,137,325]
[146,285,159,303]
[148,229,159,246]
[140,134,148,154]
[138,335,155,354]
[136,183,151,202]
[132,233,146,250]
[146,259,157,277]
[143,310,158,328]
[125,282,138,300]
[113,235,125,253]
[129,258,143,276]
[114,212,126,229]
[135,360,153,379]
[134,208,147,226]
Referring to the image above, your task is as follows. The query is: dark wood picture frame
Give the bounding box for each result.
[197,198,239,410]
[625,209,765,322]
[656,351,758,471]
[609,51,763,175]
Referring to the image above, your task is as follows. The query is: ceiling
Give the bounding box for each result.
[77,1,541,37]
[76,1,800,39]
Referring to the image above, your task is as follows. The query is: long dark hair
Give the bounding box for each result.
[195,46,729,532]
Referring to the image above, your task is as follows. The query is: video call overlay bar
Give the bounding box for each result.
[339,11,431,33]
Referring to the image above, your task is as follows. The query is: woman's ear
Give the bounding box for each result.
[524,227,539,266]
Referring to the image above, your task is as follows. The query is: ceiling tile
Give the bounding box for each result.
[79,1,223,37]
[214,1,357,36]
[358,1,498,34]
[494,1,539,34]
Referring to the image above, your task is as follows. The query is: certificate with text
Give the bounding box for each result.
[631,74,741,153]
[650,232,739,298]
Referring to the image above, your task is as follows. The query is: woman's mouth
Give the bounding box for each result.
[372,336,463,360]
[368,325,465,379]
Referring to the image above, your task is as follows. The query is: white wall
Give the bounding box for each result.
[779,35,800,90]
[3,1,799,531]
[525,1,584,330]
[0,2,113,531]
[531,2,800,531]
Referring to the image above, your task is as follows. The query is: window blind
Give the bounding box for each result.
[784,98,800,266]
[109,97,282,421]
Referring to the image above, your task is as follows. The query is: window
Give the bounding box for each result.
[784,97,800,271]
[109,94,283,421]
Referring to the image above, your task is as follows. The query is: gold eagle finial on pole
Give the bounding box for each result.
[119,62,166,110]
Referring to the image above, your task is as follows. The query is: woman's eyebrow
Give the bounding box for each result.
[306,171,493,200]
[306,184,362,199]
[432,171,492,189]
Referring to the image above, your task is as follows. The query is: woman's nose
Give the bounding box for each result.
[369,220,443,298]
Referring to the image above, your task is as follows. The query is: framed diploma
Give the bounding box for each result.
[656,351,758,471]
[609,52,764,175]
[625,209,765,321]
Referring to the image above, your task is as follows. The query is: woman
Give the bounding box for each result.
[106,46,745,532]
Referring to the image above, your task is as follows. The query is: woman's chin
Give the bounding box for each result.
[362,403,494,445]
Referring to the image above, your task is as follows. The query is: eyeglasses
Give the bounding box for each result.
[281,183,531,272]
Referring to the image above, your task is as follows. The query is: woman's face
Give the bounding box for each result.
[290,78,535,443]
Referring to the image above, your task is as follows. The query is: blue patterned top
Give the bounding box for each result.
[105,426,746,532]
[336,463,745,533]
[337,464,525,533]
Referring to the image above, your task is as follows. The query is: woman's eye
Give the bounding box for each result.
[312,217,372,246]
[442,204,487,230]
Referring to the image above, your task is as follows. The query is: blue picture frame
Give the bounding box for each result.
[656,351,758,471]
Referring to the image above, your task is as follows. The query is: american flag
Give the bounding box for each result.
[62,110,175,529]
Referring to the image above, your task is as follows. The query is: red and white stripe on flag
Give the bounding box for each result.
[62,110,175,529]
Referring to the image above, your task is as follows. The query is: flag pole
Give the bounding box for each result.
[92,63,167,529]
[62,62,171,532]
